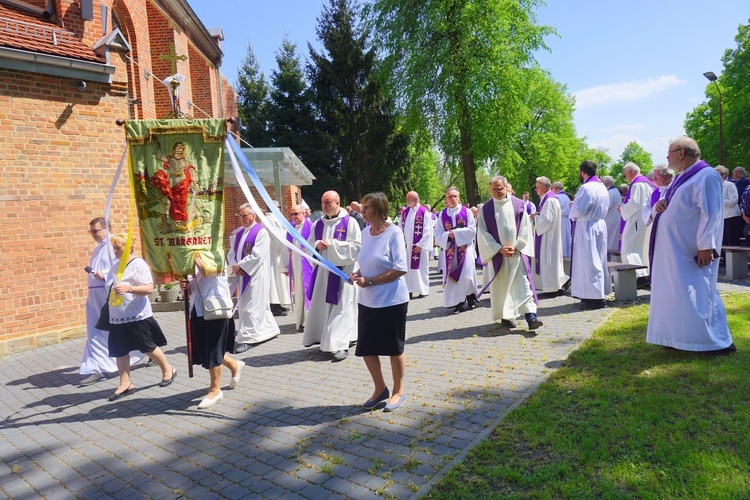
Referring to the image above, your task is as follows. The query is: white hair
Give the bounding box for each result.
[623,162,641,175]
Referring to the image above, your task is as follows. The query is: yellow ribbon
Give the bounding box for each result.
[109,147,137,307]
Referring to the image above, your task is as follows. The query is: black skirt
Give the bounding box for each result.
[108,316,167,358]
[190,310,237,369]
[355,302,408,357]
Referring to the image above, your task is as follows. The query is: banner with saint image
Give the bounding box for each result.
[126,118,227,278]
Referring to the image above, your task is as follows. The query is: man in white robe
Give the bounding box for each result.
[617,163,652,279]
[569,161,609,309]
[281,205,313,332]
[400,191,433,297]
[264,205,291,316]
[477,177,543,330]
[601,176,622,254]
[303,191,361,361]
[646,166,674,224]
[551,182,572,258]
[228,204,280,353]
[80,217,143,386]
[530,177,567,295]
[435,187,479,313]
[647,136,734,354]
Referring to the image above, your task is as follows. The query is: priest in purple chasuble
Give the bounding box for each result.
[647,137,734,353]
[551,182,572,258]
[401,191,433,297]
[601,176,623,253]
[477,177,543,330]
[281,205,314,332]
[227,204,280,352]
[569,161,609,308]
[529,177,568,294]
[617,162,652,278]
[434,187,479,313]
[303,191,362,361]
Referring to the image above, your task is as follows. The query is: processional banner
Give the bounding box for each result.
[126,118,227,278]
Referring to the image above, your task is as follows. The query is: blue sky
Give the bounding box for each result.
[189,0,749,165]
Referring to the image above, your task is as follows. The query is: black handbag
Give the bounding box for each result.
[95,288,111,331]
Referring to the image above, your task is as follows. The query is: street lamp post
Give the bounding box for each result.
[703,71,724,165]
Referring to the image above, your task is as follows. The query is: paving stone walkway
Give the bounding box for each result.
[1,263,747,499]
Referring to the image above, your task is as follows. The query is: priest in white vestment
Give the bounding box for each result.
[569,162,610,308]
[80,217,143,385]
[303,191,362,361]
[617,163,651,278]
[477,177,543,330]
[264,207,291,316]
[647,137,734,353]
[551,182,572,258]
[401,191,433,297]
[646,166,675,224]
[530,177,567,294]
[281,205,313,332]
[601,176,622,254]
[435,187,479,313]
[228,204,280,352]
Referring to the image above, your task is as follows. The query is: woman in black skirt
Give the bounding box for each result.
[183,256,244,409]
[106,235,176,402]
[350,193,410,411]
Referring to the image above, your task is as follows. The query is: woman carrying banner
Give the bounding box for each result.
[182,256,244,409]
[106,235,176,402]
[349,192,409,412]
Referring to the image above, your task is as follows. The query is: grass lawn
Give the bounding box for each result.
[429,292,750,498]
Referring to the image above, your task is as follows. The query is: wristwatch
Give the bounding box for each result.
[367,278,374,287]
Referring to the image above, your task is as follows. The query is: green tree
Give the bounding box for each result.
[307,0,411,203]
[366,0,554,205]
[610,141,653,186]
[236,43,269,147]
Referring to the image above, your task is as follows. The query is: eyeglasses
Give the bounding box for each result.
[491,187,506,192]
[668,148,682,154]
[289,212,302,216]
[236,213,253,218]
[88,228,105,234]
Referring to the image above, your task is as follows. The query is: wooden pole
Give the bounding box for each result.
[184,285,193,378]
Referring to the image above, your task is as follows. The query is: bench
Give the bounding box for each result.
[723,246,750,280]
[607,250,622,263]
[608,262,647,301]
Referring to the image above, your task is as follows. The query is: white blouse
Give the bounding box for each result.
[106,258,154,324]
[358,224,409,308]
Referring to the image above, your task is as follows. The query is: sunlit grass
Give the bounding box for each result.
[430,293,750,498]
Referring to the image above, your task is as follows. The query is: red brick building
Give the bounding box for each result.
[0,0,243,353]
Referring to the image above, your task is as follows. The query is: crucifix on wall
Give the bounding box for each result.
[159,44,188,117]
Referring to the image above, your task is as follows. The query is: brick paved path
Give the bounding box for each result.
[1,264,746,499]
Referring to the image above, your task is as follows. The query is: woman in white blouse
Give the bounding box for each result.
[350,192,409,412]
[716,165,742,246]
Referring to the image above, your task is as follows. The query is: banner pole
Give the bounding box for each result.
[184,286,193,378]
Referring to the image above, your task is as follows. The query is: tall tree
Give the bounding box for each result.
[307,0,411,203]
[366,0,554,205]
[610,141,654,185]
[236,43,269,147]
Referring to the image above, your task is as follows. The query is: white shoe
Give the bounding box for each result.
[198,391,223,409]
[229,360,245,389]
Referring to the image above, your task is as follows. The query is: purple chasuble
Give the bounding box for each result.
[570,176,600,278]
[306,215,351,305]
[534,190,558,275]
[648,161,712,274]
[477,196,537,303]
[233,224,263,296]
[441,206,469,285]
[287,218,313,310]
[401,205,429,270]
[650,187,661,208]
[619,175,651,250]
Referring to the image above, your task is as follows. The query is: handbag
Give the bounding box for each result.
[95,287,111,331]
[196,277,233,320]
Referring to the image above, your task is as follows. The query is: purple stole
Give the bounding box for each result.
[401,205,429,269]
[287,218,313,310]
[306,215,351,305]
[648,161,712,273]
[441,206,468,285]
[477,197,537,303]
[534,191,558,275]
[233,224,263,296]
[570,176,600,277]
[619,175,651,249]
[650,186,661,208]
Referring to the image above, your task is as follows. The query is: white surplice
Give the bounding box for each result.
[477,197,536,322]
[228,224,280,344]
[604,186,622,252]
[620,181,652,277]
[402,204,433,296]
[303,210,361,352]
[264,213,291,306]
[557,191,572,258]
[81,241,143,374]
[647,165,732,351]
[569,180,609,300]
[532,193,567,293]
[280,220,311,330]
[435,206,478,308]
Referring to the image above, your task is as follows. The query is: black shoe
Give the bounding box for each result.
[636,276,650,289]
[80,373,106,386]
[466,294,478,310]
[234,343,251,354]
[705,343,737,356]
[453,303,465,314]
[272,310,288,317]
[500,319,517,328]
[108,385,135,402]
[580,299,606,310]
[560,278,571,292]
[297,326,304,333]
[525,313,543,330]
[159,369,177,387]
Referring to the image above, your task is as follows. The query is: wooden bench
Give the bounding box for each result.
[723,246,750,279]
[608,262,647,301]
